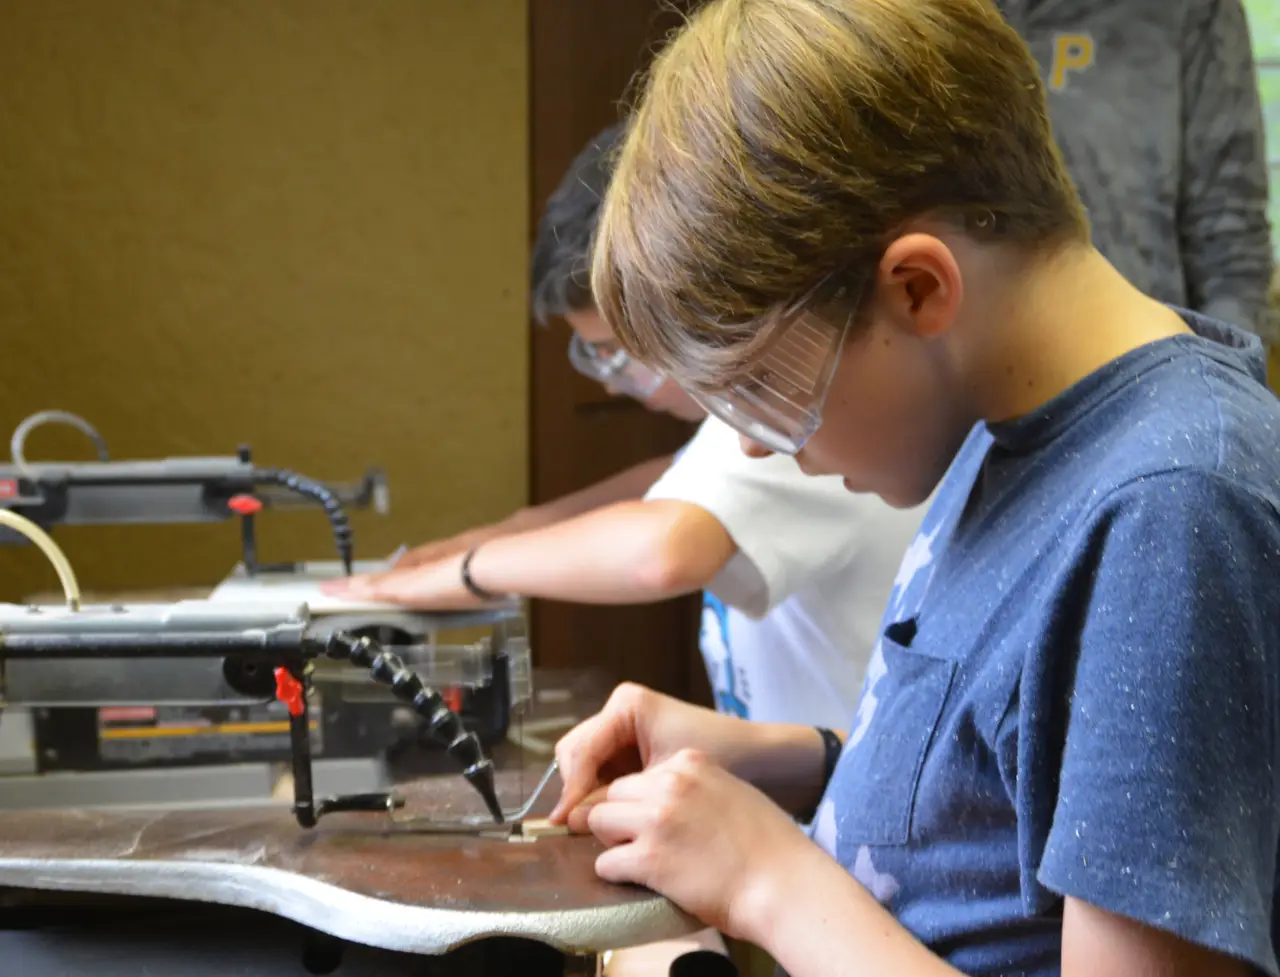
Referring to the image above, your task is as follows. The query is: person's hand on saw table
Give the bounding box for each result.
[321,498,735,611]
[549,684,848,946]
[390,455,678,572]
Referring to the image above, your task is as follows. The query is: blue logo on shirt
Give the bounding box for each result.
[700,592,748,718]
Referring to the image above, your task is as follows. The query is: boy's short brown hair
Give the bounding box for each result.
[591,0,1089,390]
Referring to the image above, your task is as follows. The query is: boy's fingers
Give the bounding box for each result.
[564,786,610,834]
[394,544,446,568]
[551,714,625,821]
[585,798,649,847]
[550,705,646,824]
[321,574,371,595]
[595,842,649,888]
[321,570,407,600]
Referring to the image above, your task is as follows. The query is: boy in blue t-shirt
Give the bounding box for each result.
[546,1,1280,975]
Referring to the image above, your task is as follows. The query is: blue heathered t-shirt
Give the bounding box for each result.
[804,313,1280,976]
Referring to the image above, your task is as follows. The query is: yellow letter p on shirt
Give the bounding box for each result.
[1050,33,1095,91]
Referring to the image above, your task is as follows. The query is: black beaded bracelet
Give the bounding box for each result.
[460,546,501,602]
[816,726,843,789]
[799,726,845,824]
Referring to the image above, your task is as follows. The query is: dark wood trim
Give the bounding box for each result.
[527,1,707,703]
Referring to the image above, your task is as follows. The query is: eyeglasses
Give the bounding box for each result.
[567,334,664,400]
[686,277,859,456]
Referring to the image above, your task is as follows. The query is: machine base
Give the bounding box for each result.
[0,757,385,813]
[0,898,600,976]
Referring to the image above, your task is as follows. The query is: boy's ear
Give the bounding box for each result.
[875,233,963,339]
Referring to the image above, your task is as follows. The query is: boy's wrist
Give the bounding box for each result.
[794,727,842,822]
[735,722,833,818]
[459,546,503,603]
[732,835,840,949]
[501,506,542,533]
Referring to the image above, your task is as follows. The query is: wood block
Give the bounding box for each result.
[517,817,570,839]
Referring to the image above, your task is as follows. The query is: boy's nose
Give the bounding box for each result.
[740,436,774,459]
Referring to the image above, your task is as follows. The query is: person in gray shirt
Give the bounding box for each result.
[998,0,1274,344]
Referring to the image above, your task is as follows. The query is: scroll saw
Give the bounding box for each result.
[0,413,704,976]
[0,411,531,820]
[0,588,545,830]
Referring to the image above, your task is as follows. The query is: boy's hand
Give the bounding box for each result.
[389,503,553,570]
[391,523,507,569]
[320,554,485,609]
[550,683,772,832]
[586,749,813,941]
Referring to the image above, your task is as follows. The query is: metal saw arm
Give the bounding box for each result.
[0,409,388,574]
[0,455,388,525]
[0,445,388,575]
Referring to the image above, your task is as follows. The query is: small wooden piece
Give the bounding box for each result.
[516,817,571,840]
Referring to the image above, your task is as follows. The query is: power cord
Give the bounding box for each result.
[0,508,81,610]
[10,410,109,469]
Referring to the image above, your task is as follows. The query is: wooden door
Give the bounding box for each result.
[528,0,708,703]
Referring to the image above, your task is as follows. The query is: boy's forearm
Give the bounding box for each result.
[744,843,961,977]
[465,499,736,604]
[518,454,676,529]
[737,724,844,819]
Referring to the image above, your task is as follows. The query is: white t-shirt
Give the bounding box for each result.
[646,418,926,728]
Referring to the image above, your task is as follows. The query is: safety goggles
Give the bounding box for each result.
[567,334,665,400]
[686,276,859,456]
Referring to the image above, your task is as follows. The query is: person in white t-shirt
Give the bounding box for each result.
[325,124,924,726]
[646,419,919,724]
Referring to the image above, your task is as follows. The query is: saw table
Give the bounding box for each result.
[0,769,695,956]
[0,672,702,975]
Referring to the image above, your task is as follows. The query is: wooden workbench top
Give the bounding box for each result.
[0,768,696,955]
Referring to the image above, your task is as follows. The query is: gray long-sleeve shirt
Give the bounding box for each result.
[997,0,1274,342]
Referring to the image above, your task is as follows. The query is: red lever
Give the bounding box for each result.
[443,687,463,714]
[273,667,306,717]
[228,494,264,516]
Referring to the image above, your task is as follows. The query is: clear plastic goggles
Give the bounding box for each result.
[568,334,665,400]
[687,280,857,456]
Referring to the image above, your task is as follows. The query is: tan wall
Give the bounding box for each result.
[0,1,528,599]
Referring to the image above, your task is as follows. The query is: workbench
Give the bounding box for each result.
[0,669,700,975]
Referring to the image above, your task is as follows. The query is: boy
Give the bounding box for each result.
[329,126,925,727]
[549,1,1280,976]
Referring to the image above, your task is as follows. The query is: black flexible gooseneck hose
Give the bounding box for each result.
[255,468,354,574]
[308,631,503,823]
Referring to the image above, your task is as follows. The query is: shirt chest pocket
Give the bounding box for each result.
[832,626,957,853]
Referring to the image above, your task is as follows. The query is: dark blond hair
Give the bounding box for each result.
[592,0,1088,389]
